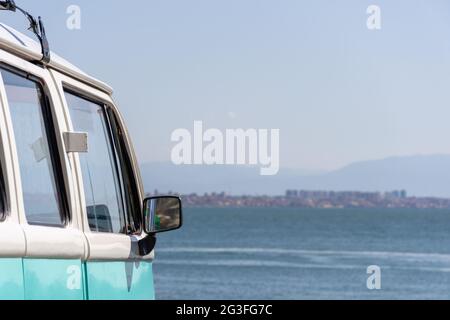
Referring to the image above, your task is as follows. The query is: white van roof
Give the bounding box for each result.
[0,23,113,94]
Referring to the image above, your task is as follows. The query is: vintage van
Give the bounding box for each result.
[0,1,182,300]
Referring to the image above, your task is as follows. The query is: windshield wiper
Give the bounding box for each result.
[0,0,50,64]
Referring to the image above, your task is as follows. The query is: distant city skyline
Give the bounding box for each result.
[2,1,450,171]
[172,189,450,209]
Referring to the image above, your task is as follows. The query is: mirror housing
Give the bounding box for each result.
[143,196,183,234]
[138,196,183,256]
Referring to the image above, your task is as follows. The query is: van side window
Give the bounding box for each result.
[1,68,67,226]
[107,109,141,233]
[64,91,128,234]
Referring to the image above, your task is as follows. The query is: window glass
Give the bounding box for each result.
[107,109,141,233]
[65,91,126,233]
[2,68,64,226]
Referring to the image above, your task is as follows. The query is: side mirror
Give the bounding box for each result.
[143,196,183,234]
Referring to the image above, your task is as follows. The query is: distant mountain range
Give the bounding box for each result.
[139,154,450,198]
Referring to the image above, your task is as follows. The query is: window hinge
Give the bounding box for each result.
[63,132,88,153]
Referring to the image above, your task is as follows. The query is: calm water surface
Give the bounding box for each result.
[154,208,450,300]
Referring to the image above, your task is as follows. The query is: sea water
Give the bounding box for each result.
[154,208,450,300]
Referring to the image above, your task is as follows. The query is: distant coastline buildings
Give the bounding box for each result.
[150,189,450,209]
[285,189,408,200]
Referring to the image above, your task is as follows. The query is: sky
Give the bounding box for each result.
[1,0,450,172]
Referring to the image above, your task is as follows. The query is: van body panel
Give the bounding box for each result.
[0,259,24,299]
[85,261,155,300]
[84,233,155,261]
[22,226,85,259]
[23,259,84,300]
[0,223,25,257]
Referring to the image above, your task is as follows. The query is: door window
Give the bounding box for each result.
[65,90,127,233]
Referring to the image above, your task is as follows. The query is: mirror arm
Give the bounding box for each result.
[138,234,157,256]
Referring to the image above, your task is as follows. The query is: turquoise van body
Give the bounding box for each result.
[0,259,154,300]
[0,259,24,300]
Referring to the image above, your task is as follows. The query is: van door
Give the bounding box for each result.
[0,51,86,300]
[51,71,155,300]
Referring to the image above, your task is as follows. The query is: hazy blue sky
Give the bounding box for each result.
[2,0,450,171]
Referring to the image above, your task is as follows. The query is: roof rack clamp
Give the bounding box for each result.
[0,0,50,64]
